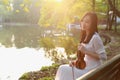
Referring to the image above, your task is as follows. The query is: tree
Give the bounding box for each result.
[106,0,120,31]
[92,0,95,11]
[38,0,97,29]
[108,0,120,17]
[0,0,40,23]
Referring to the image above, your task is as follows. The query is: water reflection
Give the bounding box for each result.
[0,24,43,48]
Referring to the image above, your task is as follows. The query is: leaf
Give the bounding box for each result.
[23,7,29,12]
[3,0,9,5]
[20,4,24,7]
[16,10,20,13]
[6,6,11,11]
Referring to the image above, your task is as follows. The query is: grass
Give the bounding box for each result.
[19,64,60,80]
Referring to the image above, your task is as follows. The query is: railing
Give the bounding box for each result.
[76,54,120,80]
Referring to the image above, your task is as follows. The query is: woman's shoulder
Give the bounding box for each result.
[87,32,102,45]
[92,32,102,42]
[93,32,100,38]
[91,32,102,42]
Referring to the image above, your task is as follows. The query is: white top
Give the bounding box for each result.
[83,32,107,70]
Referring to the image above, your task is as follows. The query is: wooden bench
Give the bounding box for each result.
[76,54,120,80]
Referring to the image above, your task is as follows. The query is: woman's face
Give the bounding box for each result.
[81,15,92,31]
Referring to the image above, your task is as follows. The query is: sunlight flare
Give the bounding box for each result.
[56,0,62,2]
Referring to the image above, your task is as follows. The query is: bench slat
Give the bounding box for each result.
[98,62,120,80]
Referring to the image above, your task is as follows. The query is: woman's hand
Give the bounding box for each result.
[78,43,100,60]
[69,61,75,67]
[78,43,87,54]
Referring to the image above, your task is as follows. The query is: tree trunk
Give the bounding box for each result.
[108,0,120,17]
[106,5,110,30]
[114,15,117,32]
[106,0,118,31]
[92,0,95,12]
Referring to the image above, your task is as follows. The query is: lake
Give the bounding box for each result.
[0,45,54,80]
[0,24,66,80]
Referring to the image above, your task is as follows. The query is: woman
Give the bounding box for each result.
[55,12,107,80]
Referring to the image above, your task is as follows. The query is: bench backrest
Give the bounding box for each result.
[76,54,120,80]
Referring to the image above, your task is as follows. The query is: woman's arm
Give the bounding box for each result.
[79,44,100,60]
[79,43,107,61]
[85,50,100,60]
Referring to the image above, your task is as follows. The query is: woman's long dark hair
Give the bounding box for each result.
[80,12,98,43]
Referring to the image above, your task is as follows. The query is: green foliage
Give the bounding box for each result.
[40,66,50,71]
[38,0,119,29]
[41,63,59,71]
[0,0,11,15]
[38,77,53,80]
[39,36,79,62]
[49,50,59,62]
[40,37,55,51]
[38,0,94,28]
[3,0,12,11]
[0,0,40,23]
[95,0,107,19]
[60,37,78,55]
[39,37,59,62]
[1,0,116,25]
[19,73,29,80]
[51,63,60,68]
[19,63,60,80]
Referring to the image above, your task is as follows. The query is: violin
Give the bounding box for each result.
[70,30,88,69]
[75,50,86,69]
[70,50,86,69]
